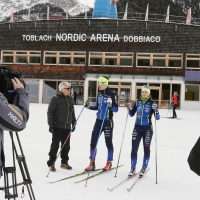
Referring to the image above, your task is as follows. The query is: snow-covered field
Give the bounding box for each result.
[0,104,199,200]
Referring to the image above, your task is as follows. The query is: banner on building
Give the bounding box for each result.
[123,2,128,20]
[186,7,191,25]
[165,5,170,22]
[10,11,14,22]
[145,3,149,21]
[47,5,50,20]
[28,8,31,21]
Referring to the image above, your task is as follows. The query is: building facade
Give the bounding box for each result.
[0,19,200,110]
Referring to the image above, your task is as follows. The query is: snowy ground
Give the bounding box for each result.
[0,104,200,200]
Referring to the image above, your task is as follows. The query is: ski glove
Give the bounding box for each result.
[107,98,112,107]
[84,101,90,109]
[127,103,132,111]
[49,127,54,134]
[152,102,159,113]
[71,125,76,132]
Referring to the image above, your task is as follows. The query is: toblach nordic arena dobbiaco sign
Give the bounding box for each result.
[22,33,161,43]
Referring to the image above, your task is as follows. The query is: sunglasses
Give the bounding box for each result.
[64,88,71,90]
[98,82,106,85]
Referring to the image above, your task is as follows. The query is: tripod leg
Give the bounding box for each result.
[9,132,36,200]
[15,132,36,200]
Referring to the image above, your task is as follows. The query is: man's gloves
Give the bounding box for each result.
[152,102,159,114]
[84,101,90,109]
[49,127,54,134]
[127,103,132,111]
[107,98,112,107]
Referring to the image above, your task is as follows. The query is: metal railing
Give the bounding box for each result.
[1,11,200,26]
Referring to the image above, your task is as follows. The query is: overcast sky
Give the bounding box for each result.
[79,0,95,7]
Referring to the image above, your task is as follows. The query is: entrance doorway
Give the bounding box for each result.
[151,89,160,105]
[109,87,131,106]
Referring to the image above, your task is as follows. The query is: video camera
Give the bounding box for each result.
[0,66,28,103]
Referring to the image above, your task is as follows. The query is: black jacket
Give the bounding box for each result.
[47,91,76,129]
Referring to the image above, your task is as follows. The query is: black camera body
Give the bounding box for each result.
[0,66,27,103]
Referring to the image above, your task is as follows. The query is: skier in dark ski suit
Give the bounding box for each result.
[84,76,118,171]
[127,85,160,178]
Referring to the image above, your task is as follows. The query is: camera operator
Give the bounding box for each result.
[0,78,29,178]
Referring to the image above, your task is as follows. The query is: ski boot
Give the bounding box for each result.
[103,161,112,171]
[128,168,136,177]
[139,167,146,178]
[85,160,95,172]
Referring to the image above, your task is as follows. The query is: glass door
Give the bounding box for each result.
[120,88,131,106]
[151,89,160,105]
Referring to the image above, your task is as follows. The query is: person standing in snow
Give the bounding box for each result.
[171,92,179,118]
[0,78,29,177]
[84,76,118,171]
[127,85,160,178]
[47,81,76,172]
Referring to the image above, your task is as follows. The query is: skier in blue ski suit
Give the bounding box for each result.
[127,85,160,178]
[84,76,118,171]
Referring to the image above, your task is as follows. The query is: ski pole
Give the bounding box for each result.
[154,118,158,184]
[85,104,109,187]
[46,105,85,177]
[114,111,129,177]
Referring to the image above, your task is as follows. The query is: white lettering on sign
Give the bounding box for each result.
[90,34,119,42]
[123,36,161,42]
[22,35,52,41]
[22,34,161,43]
[56,33,87,41]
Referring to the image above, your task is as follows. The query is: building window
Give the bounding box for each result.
[185,85,199,101]
[29,52,41,64]
[168,54,182,68]
[105,53,117,66]
[89,53,103,65]
[24,79,39,103]
[120,53,133,66]
[137,54,150,67]
[136,53,182,68]
[73,52,86,64]
[44,51,86,65]
[153,54,166,67]
[89,52,133,67]
[186,54,200,69]
[1,51,41,64]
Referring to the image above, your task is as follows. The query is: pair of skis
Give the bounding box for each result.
[49,166,149,191]
[48,165,123,184]
[108,168,150,192]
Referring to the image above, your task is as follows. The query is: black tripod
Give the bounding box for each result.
[0,131,35,200]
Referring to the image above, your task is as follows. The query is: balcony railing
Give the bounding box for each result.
[1,11,200,26]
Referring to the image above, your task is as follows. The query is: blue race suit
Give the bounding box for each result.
[128,97,160,169]
[88,87,118,161]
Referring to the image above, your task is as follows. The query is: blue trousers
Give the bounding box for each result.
[89,119,114,161]
[131,125,153,169]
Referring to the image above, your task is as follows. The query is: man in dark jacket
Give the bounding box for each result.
[0,78,29,177]
[84,76,118,172]
[47,81,76,172]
